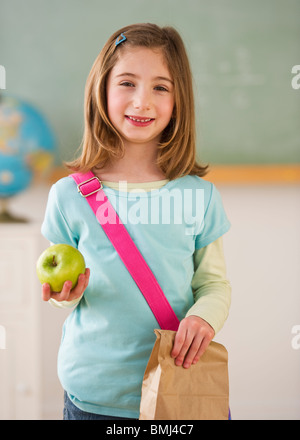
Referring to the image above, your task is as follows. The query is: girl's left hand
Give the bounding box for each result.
[171,315,215,369]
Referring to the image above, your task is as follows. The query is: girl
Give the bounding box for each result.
[41,23,231,420]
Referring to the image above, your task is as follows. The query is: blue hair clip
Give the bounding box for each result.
[115,32,126,46]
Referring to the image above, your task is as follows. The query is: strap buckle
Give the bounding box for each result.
[77,176,103,197]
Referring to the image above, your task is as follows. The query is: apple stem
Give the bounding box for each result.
[52,255,57,267]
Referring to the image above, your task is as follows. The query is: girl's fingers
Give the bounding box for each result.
[171,322,192,366]
[192,335,211,365]
[181,333,204,368]
[57,280,73,301]
[42,283,51,302]
[171,316,215,368]
[171,323,187,359]
[41,268,90,303]
[68,268,90,300]
[82,268,90,290]
[42,280,72,302]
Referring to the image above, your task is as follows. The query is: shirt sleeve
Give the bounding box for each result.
[48,296,83,309]
[41,183,82,308]
[195,183,231,249]
[41,183,78,247]
[186,236,231,334]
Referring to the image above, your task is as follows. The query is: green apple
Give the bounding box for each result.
[36,244,86,292]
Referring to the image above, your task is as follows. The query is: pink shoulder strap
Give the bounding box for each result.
[70,171,180,332]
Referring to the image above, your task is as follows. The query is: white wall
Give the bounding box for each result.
[8,182,300,420]
[216,184,300,420]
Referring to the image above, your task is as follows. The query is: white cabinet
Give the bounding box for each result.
[0,186,70,420]
[0,224,45,419]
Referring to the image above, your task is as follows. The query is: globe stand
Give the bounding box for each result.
[0,199,28,223]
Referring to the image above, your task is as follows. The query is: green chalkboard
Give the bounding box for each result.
[1,0,299,165]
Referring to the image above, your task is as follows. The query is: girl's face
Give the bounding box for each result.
[106,46,174,150]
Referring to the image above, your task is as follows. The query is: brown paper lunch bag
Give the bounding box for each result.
[139,329,229,420]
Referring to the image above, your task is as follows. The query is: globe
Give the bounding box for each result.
[0,94,56,221]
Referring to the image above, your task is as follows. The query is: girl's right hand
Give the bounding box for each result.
[41,268,90,302]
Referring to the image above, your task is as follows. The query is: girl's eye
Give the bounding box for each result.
[120,81,134,87]
[154,86,168,92]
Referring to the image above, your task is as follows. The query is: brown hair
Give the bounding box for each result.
[65,23,208,179]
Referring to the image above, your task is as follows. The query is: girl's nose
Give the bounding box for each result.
[133,88,151,111]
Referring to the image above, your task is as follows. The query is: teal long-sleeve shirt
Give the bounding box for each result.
[49,179,231,335]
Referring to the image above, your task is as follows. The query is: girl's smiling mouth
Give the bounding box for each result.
[125,115,155,126]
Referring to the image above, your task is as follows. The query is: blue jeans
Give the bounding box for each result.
[63,391,135,420]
